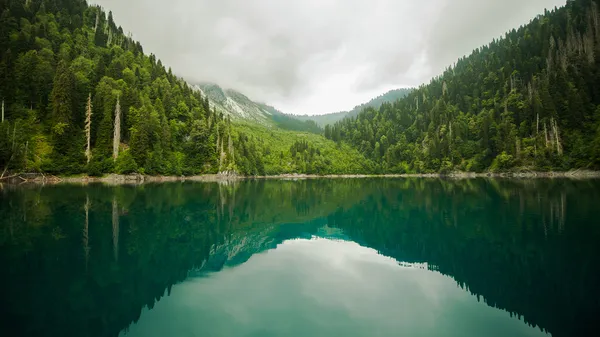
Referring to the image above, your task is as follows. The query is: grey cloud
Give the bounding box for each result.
[425,0,565,79]
[92,0,565,114]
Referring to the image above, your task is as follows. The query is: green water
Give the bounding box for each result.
[1,179,599,337]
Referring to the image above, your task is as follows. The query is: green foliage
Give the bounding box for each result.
[0,1,230,176]
[270,112,322,134]
[490,152,514,172]
[325,0,600,173]
[234,123,373,175]
[2,0,599,176]
[115,149,138,174]
[257,104,323,134]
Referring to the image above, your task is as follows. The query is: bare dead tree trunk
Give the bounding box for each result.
[85,93,93,164]
[553,118,563,155]
[107,27,112,46]
[228,130,234,167]
[219,137,225,172]
[94,10,99,33]
[1,99,4,123]
[113,96,121,161]
[548,118,555,151]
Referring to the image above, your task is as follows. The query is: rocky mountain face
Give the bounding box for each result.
[194,83,274,125]
[193,83,322,133]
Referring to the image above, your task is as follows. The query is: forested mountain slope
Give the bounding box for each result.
[0,0,238,175]
[2,0,598,177]
[0,0,359,176]
[295,88,412,127]
[327,0,600,173]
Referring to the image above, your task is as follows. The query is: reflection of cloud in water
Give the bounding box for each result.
[122,238,546,337]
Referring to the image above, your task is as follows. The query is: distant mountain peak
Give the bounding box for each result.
[292,88,413,127]
[192,83,322,134]
[193,83,272,125]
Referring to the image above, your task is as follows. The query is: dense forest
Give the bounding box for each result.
[326,0,600,173]
[0,0,252,175]
[2,0,600,176]
[0,0,340,176]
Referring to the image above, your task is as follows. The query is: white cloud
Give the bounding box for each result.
[92,0,565,115]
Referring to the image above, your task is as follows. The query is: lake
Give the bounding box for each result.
[1,178,599,337]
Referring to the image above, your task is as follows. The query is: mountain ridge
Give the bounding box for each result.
[293,88,413,126]
[193,82,322,133]
[193,82,412,129]
[325,0,600,173]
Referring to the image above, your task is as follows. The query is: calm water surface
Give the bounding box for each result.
[1,179,599,337]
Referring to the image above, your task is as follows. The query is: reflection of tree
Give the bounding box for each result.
[84,194,90,270]
[0,179,598,337]
[0,183,221,337]
[327,178,600,337]
[112,196,119,262]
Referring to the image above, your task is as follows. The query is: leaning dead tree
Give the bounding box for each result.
[113,95,121,161]
[85,94,92,163]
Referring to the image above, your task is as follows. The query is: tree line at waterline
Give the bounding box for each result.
[2,0,600,177]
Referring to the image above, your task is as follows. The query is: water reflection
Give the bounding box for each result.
[0,179,599,337]
[123,238,545,337]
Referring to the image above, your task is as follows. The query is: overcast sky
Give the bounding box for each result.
[92,0,565,115]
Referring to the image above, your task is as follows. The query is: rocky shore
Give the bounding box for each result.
[1,170,599,185]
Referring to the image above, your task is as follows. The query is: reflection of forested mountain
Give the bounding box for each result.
[1,179,599,337]
[327,179,600,337]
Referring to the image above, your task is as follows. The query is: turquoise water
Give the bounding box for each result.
[1,179,599,337]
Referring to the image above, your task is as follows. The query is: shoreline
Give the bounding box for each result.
[1,170,600,185]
